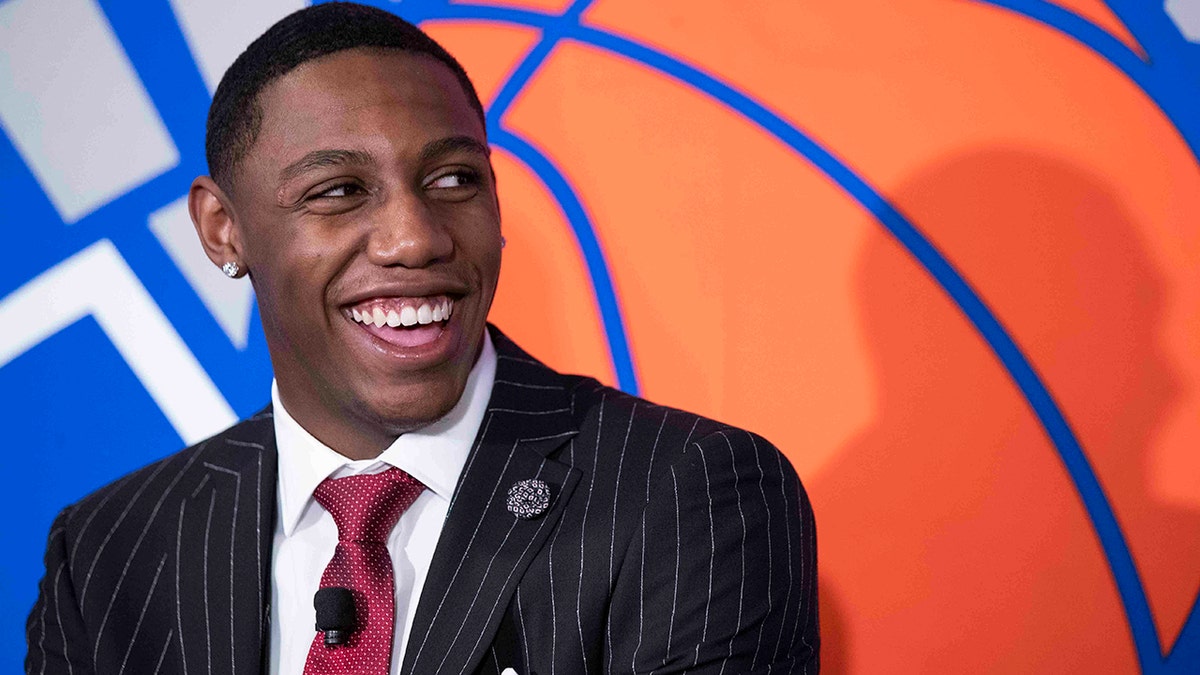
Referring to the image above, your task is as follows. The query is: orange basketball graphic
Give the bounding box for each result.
[1,0,1197,672]
[424,1,1200,671]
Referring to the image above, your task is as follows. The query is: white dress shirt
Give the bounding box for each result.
[268,333,497,674]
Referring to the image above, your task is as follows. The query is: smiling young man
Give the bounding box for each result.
[26,4,818,674]
[196,44,500,460]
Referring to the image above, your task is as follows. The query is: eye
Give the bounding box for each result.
[428,173,472,188]
[424,168,481,199]
[298,180,369,215]
[310,182,365,199]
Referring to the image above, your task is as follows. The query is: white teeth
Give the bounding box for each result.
[352,299,454,327]
[400,306,418,326]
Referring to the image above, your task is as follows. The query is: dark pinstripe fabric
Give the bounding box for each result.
[25,408,276,675]
[27,329,818,674]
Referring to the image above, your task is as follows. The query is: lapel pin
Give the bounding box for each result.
[507,478,551,519]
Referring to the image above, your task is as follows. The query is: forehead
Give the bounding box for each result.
[249,48,484,167]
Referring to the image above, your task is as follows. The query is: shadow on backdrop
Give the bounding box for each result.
[813,149,1197,672]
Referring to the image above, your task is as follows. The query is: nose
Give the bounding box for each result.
[365,194,454,268]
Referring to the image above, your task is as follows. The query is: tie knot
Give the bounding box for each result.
[313,467,425,543]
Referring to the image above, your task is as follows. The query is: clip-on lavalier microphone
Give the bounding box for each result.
[314,587,357,647]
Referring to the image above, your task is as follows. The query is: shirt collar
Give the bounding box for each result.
[273,332,497,537]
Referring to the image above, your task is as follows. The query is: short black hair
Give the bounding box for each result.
[205,1,486,192]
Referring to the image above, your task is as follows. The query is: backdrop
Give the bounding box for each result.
[2,0,1198,672]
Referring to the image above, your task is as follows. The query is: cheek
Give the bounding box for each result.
[473,241,504,293]
[248,227,350,318]
[463,209,504,277]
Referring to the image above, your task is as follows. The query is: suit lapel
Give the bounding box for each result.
[174,407,277,674]
[402,331,580,675]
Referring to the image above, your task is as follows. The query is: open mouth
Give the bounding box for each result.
[347,295,454,348]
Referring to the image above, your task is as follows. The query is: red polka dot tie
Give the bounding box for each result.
[303,467,425,674]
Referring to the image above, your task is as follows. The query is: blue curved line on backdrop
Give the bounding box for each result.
[1173,595,1200,672]
[488,127,641,396]
[979,0,1200,164]
[486,0,593,121]
[485,0,641,395]
[964,3,1199,668]
[574,26,1158,671]
[1104,0,1199,88]
[392,0,640,395]
[397,1,1172,669]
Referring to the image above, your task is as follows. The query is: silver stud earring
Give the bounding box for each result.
[500,236,507,249]
[222,261,240,278]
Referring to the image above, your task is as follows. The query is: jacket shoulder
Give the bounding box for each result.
[57,407,275,539]
[489,329,794,475]
[30,408,276,674]
[562,374,772,447]
[531,369,802,519]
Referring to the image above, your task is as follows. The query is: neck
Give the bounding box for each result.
[274,388,438,461]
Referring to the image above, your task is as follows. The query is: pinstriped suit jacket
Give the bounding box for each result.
[27,329,818,674]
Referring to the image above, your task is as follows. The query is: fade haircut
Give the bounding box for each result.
[205,1,486,192]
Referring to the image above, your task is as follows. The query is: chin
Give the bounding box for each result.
[357,377,464,433]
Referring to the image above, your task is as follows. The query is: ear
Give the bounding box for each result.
[189,176,245,276]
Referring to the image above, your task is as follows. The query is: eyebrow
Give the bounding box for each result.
[278,148,374,183]
[419,135,491,163]
[277,136,490,184]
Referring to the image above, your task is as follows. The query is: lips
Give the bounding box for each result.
[345,295,455,350]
